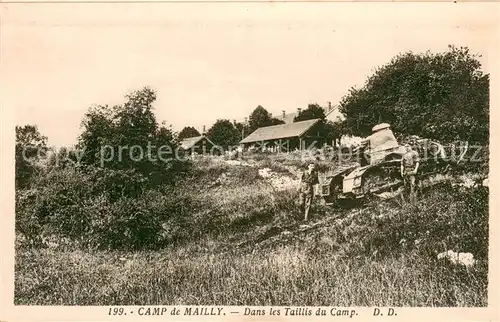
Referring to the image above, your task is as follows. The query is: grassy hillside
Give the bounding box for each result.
[15,155,488,306]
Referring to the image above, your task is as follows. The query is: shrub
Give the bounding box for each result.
[16,167,196,250]
[344,184,489,261]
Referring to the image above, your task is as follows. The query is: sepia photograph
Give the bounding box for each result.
[1,0,498,315]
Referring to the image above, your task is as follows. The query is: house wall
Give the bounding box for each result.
[242,137,301,152]
[300,123,327,149]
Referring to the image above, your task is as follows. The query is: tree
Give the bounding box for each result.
[233,121,248,142]
[206,119,240,150]
[15,125,48,188]
[324,121,344,147]
[293,103,326,122]
[178,126,201,140]
[77,104,115,166]
[248,105,285,133]
[338,45,489,143]
[77,87,189,187]
[270,118,286,126]
[46,146,81,171]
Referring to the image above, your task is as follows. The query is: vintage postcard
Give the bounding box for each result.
[0,1,499,321]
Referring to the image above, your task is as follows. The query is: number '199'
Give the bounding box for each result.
[109,307,125,315]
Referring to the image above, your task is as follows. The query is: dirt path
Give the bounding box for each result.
[219,204,365,255]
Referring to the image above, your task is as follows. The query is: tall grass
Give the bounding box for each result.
[15,244,486,306]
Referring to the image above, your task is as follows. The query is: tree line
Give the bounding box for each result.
[16,45,489,189]
[179,103,342,149]
[178,105,286,148]
[179,45,488,148]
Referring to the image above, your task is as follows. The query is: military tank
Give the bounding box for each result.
[318,123,469,205]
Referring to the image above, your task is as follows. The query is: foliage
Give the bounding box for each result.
[293,103,326,122]
[15,87,197,251]
[15,157,285,251]
[178,126,201,140]
[45,146,82,172]
[206,119,241,150]
[248,105,285,133]
[338,45,489,143]
[323,121,343,146]
[15,166,192,250]
[15,125,48,189]
[233,121,248,142]
[16,163,488,305]
[76,87,190,186]
[339,184,489,263]
[271,118,285,126]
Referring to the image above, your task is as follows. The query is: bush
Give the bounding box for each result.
[16,158,281,250]
[16,167,198,250]
[344,184,489,261]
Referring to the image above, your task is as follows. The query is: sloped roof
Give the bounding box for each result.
[179,136,215,150]
[240,118,321,144]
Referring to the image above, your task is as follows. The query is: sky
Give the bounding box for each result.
[2,2,498,147]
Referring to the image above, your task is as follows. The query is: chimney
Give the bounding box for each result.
[202,125,206,134]
[282,110,286,119]
[328,101,332,111]
[297,108,302,114]
[233,119,236,125]
[244,117,248,124]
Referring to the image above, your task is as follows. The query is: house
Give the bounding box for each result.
[239,118,325,152]
[179,135,217,155]
[276,102,343,125]
[277,111,298,124]
[324,104,343,123]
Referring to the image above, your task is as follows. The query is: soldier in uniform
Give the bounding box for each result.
[298,162,319,221]
[400,143,420,202]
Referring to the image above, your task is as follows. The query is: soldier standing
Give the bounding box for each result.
[298,163,319,221]
[400,143,420,202]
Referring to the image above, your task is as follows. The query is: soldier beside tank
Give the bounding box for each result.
[298,162,319,221]
[400,142,420,203]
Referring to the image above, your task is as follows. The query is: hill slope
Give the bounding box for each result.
[15,156,488,306]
